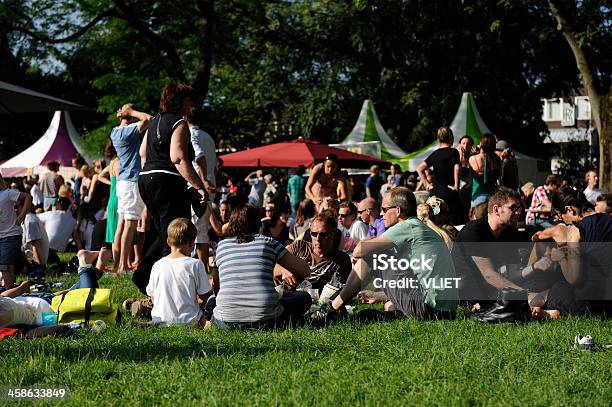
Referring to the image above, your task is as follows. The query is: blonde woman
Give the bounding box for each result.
[416,202,453,250]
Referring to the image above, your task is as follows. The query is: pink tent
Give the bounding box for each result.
[0,111,85,178]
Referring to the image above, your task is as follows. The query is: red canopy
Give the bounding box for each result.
[219,138,389,168]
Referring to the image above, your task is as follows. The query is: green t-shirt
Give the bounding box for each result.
[382,217,458,311]
[287,174,306,205]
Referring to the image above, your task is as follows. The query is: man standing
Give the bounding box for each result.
[365,165,384,202]
[358,198,385,239]
[583,170,603,205]
[110,103,152,272]
[275,213,352,290]
[187,112,217,270]
[338,201,368,253]
[525,175,560,228]
[245,170,265,209]
[314,187,457,321]
[287,165,306,214]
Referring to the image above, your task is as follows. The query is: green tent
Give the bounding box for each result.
[403,92,491,170]
[334,99,408,168]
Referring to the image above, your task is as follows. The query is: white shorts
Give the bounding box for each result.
[116,180,145,221]
[192,193,214,244]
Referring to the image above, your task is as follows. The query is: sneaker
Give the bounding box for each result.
[574,335,594,351]
[130,299,153,319]
[122,297,143,311]
[310,302,347,324]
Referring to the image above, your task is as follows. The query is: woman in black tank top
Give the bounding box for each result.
[134,83,208,295]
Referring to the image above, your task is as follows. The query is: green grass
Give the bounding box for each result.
[2,260,612,406]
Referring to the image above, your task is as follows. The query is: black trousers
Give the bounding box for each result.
[133,172,190,295]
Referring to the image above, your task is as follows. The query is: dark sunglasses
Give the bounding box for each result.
[338,213,351,218]
[381,206,398,214]
[358,208,374,214]
[311,231,331,238]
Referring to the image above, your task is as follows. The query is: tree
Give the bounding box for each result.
[4,0,608,171]
[548,0,612,191]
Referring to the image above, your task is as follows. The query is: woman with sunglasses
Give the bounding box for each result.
[305,154,348,210]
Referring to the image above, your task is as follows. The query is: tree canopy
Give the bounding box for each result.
[1,0,610,171]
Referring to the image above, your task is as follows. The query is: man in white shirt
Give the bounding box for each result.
[187,113,217,270]
[37,198,76,253]
[338,201,368,253]
[22,212,49,267]
[583,170,603,205]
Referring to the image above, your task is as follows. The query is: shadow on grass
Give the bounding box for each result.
[16,328,340,364]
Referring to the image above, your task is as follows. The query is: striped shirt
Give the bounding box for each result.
[213,235,287,323]
[525,185,550,224]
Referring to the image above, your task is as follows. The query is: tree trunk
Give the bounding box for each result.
[191,0,214,117]
[599,92,612,192]
[548,0,610,189]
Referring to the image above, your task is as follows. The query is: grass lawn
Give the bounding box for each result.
[2,259,611,406]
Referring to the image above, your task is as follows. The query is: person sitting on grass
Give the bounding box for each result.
[313,187,458,322]
[130,218,212,327]
[211,204,311,330]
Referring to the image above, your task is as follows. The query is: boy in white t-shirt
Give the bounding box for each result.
[144,218,212,327]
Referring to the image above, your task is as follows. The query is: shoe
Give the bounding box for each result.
[130,298,153,319]
[473,288,531,323]
[574,335,594,351]
[122,297,142,311]
[310,302,347,324]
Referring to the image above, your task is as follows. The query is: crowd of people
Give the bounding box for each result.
[1,82,611,331]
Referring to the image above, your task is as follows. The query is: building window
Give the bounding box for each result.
[575,96,591,120]
[543,98,561,121]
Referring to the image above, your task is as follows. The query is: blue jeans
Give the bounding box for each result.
[69,265,101,290]
[212,291,312,330]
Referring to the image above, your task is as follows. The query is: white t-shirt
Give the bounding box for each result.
[0,189,22,239]
[30,184,44,206]
[340,219,369,253]
[0,297,37,328]
[190,126,217,186]
[37,210,77,252]
[146,256,211,326]
[22,213,49,265]
[583,187,603,205]
[14,296,53,325]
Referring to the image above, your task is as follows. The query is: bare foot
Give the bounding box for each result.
[77,250,100,267]
[96,247,113,271]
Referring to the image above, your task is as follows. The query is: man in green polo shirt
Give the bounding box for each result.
[313,187,457,321]
[287,165,306,214]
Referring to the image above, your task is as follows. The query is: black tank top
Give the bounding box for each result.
[142,113,194,174]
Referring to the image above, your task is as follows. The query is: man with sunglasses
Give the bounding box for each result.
[313,187,457,321]
[358,198,385,238]
[275,213,351,291]
[338,202,368,253]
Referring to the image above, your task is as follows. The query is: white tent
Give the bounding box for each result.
[0,111,85,178]
[332,99,409,168]
[404,92,491,170]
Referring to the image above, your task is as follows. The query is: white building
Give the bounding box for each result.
[541,93,596,172]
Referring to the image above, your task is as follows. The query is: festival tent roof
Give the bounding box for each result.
[0,81,88,114]
[0,111,85,177]
[336,100,408,166]
[219,137,389,169]
[403,92,492,170]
